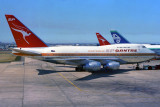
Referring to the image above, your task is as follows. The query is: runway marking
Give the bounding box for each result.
[58,72,84,92]
[46,63,84,92]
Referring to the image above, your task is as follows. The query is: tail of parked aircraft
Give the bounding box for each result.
[5,15,48,48]
[110,30,130,44]
[96,33,110,46]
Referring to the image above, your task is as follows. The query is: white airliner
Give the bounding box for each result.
[5,15,156,71]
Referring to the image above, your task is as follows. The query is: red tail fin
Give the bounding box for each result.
[5,15,47,48]
[96,33,110,46]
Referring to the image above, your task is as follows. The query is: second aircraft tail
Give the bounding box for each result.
[110,30,130,44]
[96,33,111,46]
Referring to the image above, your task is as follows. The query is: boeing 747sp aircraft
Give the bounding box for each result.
[5,15,156,71]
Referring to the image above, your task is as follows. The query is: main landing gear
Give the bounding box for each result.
[136,63,140,70]
[75,66,84,71]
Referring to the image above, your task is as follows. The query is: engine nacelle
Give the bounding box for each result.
[104,61,120,70]
[83,61,101,71]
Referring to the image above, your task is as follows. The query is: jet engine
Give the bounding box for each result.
[104,61,120,70]
[83,61,101,71]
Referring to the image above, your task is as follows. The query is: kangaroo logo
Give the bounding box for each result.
[97,33,106,44]
[11,23,31,44]
[99,38,106,44]
[112,34,121,43]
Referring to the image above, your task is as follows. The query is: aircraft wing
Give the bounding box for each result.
[43,57,124,66]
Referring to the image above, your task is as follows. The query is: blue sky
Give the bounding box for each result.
[0,0,160,43]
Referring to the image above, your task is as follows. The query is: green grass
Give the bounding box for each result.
[0,51,21,63]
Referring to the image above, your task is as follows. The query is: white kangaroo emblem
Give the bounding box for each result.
[11,23,31,44]
[99,38,106,44]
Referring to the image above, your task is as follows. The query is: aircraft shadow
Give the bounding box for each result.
[37,69,56,75]
[54,65,76,68]
[75,69,133,81]
[36,69,79,75]
[37,68,134,80]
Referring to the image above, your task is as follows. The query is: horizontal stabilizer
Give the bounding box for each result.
[10,48,41,56]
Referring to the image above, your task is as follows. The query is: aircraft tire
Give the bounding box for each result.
[136,67,140,70]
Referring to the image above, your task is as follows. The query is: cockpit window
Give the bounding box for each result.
[142,46,146,48]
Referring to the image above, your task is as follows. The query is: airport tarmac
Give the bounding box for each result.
[0,58,160,107]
